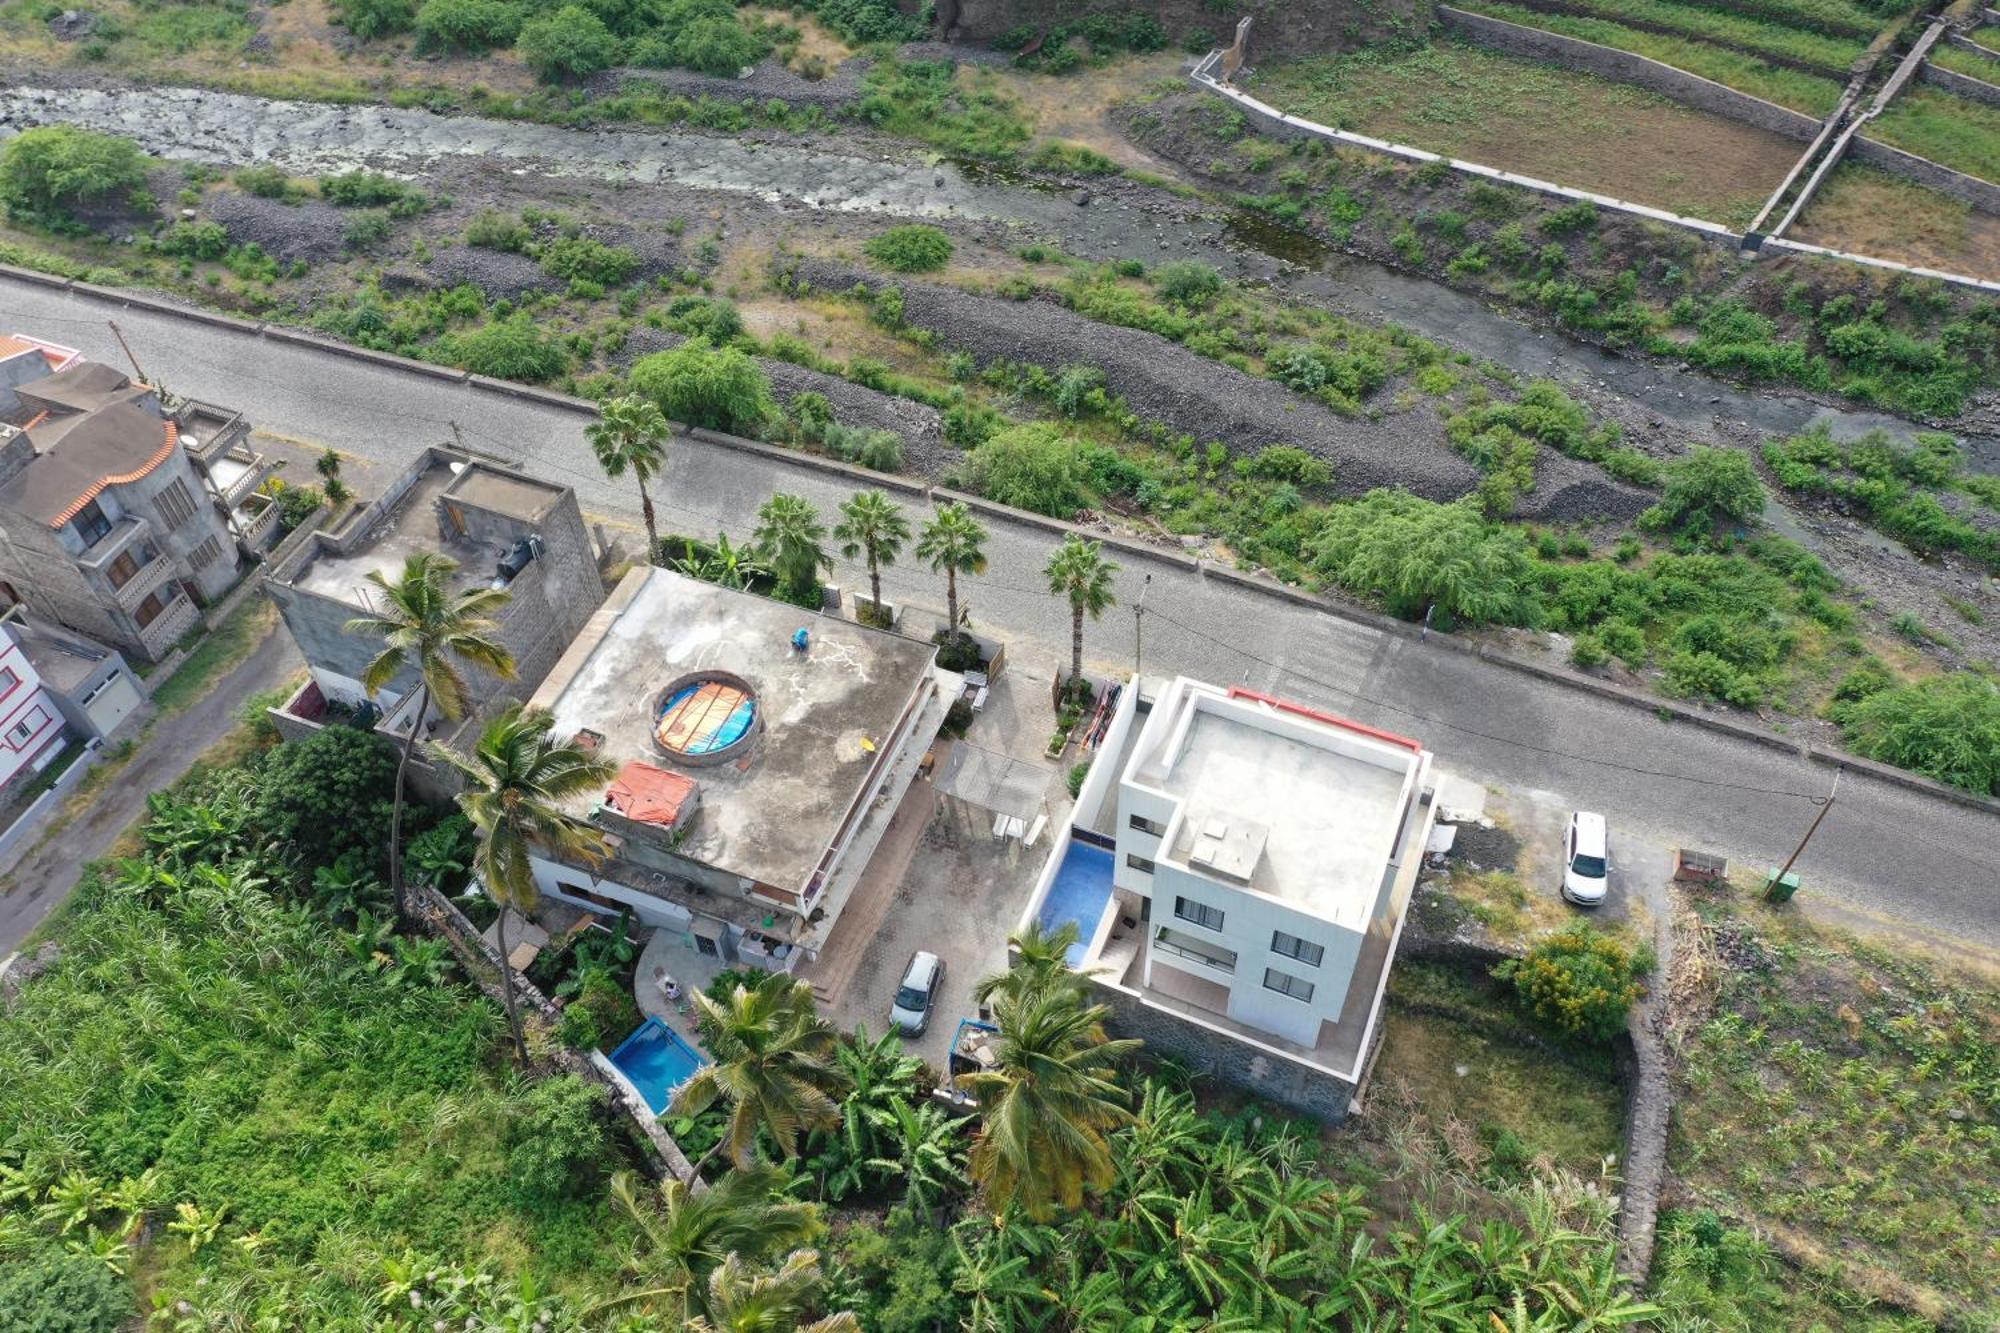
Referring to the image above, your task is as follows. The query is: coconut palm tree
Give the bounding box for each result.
[972,919,1084,1012]
[347,552,516,920]
[429,704,615,1062]
[671,973,847,1176]
[753,492,832,606]
[915,501,988,655]
[1043,534,1118,691]
[833,490,910,626]
[588,394,672,561]
[685,1250,859,1333]
[959,984,1141,1221]
[593,1165,822,1324]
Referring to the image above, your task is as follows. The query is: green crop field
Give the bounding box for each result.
[1485,0,1868,70]
[1869,87,2000,185]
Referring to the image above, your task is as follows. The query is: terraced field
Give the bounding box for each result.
[1868,86,2000,184]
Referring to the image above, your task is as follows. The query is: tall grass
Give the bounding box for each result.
[1509,0,1867,69]
[1868,87,2000,183]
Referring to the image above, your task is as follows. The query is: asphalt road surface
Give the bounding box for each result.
[6,278,1996,950]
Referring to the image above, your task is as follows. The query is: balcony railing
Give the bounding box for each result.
[235,493,280,551]
[135,589,200,659]
[75,514,151,573]
[109,551,174,612]
[174,401,250,462]
[1152,928,1239,976]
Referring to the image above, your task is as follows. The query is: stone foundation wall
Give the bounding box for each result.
[1090,979,1356,1122]
[1850,134,2000,214]
[1437,7,1822,141]
[1922,61,2000,108]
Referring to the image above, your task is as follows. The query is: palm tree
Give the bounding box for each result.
[833,490,910,625]
[972,919,1084,1012]
[429,704,615,1061]
[959,985,1141,1221]
[685,1250,859,1333]
[347,552,515,919]
[915,502,988,653]
[588,394,672,561]
[754,492,832,605]
[595,1165,822,1324]
[1043,534,1117,690]
[671,973,847,1176]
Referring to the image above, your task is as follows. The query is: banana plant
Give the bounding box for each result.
[167,1200,228,1253]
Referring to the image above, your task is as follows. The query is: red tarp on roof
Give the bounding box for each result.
[605,760,696,825]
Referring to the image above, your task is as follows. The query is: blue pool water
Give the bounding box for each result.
[1037,839,1116,965]
[609,1017,709,1113]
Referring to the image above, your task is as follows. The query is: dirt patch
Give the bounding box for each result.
[206,190,351,266]
[991,50,1192,172]
[1250,39,1798,225]
[1789,161,2000,281]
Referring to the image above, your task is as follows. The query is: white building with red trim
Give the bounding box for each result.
[0,624,73,794]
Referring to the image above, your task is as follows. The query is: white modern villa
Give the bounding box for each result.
[1021,675,1440,1120]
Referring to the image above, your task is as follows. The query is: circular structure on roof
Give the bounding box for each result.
[652,670,760,766]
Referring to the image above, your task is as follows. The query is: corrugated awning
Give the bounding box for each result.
[605,760,697,825]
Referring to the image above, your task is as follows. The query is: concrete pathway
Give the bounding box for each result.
[0,624,302,956]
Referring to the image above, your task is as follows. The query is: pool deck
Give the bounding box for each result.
[634,924,734,1032]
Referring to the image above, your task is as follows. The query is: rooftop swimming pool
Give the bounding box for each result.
[608,1017,709,1114]
[1037,839,1116,966]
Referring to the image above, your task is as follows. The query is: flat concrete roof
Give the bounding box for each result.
[535,566,938,893]
[446,465,562,522]
[1152,705,1410,928]
[290,459,519,609]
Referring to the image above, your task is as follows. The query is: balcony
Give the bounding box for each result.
[75,514,152,574]
[108,550,174,612]
[1152,926,1239,978]
[135,588,200,660]
[234,491,281,553]
[175,401,250,463]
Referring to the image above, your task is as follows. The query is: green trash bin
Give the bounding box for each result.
[1762,869,1800,903]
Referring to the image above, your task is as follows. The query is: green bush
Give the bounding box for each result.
[506,1075,609,1203]
[414,0,526,53]
[0,1247,134,1333]
[669,12,767,74]
[233,164,300,200]
[956,422,1091,519]
[1642,447,1766,536]
[1309,491,1541,626]
[319,171,428,213]
[442,314,570,381]
[864,224,954,273]
[629,338,777,434]
[539,235,639,285]
[249,724,399,871]
[664,294,742,341]
[1833,672,2000,795]
[516,4,619,81]
[0,126,148,223]
[464,208,531,251]
[332,0,415,40]
[342,210,392,251]
[1153,259,1223,308]
[1495,922,1646,1043]
[154,219,230,260]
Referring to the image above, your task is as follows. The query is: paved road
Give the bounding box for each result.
[6,280,1997,949]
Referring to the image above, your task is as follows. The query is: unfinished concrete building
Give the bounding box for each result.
[521,566,959,971]
[265,449,605,766]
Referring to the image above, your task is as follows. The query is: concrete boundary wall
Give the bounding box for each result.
[7,269,1998,816]
[1761,234,2000,292]
[1924,61,2000,106]
[1850,134,2000,214]
[1436,7,1822,141]
[1466,0,1853,77]
[1947,31,2000,61]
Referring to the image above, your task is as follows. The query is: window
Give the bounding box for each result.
[1173,896,1224,931]
[1262,968,1315,1003]
[0,668,17,696]
[1128,813,1167,837]
[6,717,35,746]
[72,499,113,547]
[1271,931,1324,967]
[153,478,198,528]
[190,535,223,569]
[134,588,178,627]
[1126,853,1155,874]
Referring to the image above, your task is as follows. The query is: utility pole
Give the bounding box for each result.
[1133,573,1151,680]
[107,321,148,387]
[1773,765,1841,887]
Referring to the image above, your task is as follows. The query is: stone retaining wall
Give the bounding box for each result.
[1922,60,2000,107]
[1437,7,1822,141]
[1850,133,2000,213]
[1479,0,1853,77]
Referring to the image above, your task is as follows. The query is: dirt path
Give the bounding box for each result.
[0,626,302,956]
[1615,867,1677,1284]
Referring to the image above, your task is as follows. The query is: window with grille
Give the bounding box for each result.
[1173,896,1224,931]
[154,479,198,528]
[1262,968,1314,1003]
[190,535,223,569]
[1271,931,1324,967]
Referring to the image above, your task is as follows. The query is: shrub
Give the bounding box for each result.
[319,170,427,212]
[234,164,299,200]
[864,224,954,273]
[332,0,415,39]
[1309,491,1540,626]
[464,208,530,251]
[444,314,570,381]
[665,294,743,342]
[414,0,526,53]
[0,1247,134,1333]
[1153,259,1222,308]
[956,422,1091,519]
[1642,447,1765,536]
[0,126,147,223]
[629,338,777,434]
[154,219,229,260]
[539,235,639,285]
[671,12,767,74]
[1066,760,1090,798]
[506,1075,609,1204]
[250,724,398,870]
[1495,922,1646,1043]
[1834,672,2000,795]
[342,210,392,251]
[517,5,619,80]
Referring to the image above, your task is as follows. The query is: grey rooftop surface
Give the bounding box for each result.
[534,566,939,893]
[1149,707,1410,929]
[289,458,562,608]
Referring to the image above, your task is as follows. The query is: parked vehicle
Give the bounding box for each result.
[889,950,945,1034]
[1561,811,1610,906]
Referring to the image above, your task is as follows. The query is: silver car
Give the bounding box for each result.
[889,951,944,1035]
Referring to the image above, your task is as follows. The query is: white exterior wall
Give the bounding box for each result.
[528,852,696,932]
[0,635,66,792]
[310,665,383,710]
